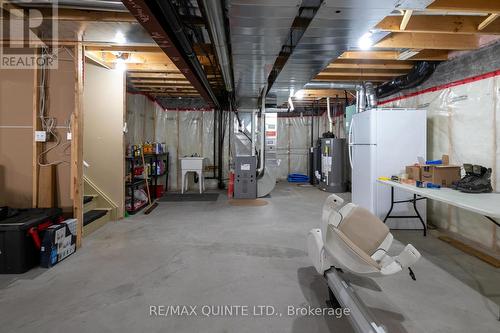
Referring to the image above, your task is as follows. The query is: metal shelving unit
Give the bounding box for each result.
[125,152,169,215]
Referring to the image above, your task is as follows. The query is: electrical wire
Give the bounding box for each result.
[37,47,71,166]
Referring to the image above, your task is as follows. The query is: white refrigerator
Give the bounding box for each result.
[349,108,427,230]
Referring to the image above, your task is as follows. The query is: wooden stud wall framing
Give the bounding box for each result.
[32,48,42,208]
[72,42,84,248]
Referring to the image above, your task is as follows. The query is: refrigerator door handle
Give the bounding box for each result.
[348,118,354,168]
[348,144,353,168]
[348,117,354,146]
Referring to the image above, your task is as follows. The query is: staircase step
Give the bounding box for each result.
[83,209,111,237]
[83,209,108,227]
[84,195,99,213]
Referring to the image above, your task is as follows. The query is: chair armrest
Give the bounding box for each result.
[396,244,421,268]
[380,244,421,275]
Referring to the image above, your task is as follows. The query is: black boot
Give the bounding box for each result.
[458,165,493,193]
[452,163,475,190]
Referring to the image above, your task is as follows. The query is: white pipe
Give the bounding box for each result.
[251,110,256,156]
[257,85,267,176]
[327,97,333,133]
[355,89,360,114]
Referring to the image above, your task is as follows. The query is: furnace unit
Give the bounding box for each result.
[234,156,257,199]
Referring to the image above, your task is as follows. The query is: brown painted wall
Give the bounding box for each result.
[83,63,125,218]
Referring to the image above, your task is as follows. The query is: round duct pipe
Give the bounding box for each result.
[304,82,360,90]
[376,61,437,99]
[364,82,378,109]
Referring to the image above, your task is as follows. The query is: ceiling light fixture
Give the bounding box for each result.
[358,32,373,50]
[294,89,305,100]
[115,58,127,72]
[114,31,126,44]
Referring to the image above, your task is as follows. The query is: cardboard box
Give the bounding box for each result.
[421,165,461,187]
[40,224,76,268]
[406,165,422,181]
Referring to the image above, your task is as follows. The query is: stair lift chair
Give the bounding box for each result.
[307,194,421,277]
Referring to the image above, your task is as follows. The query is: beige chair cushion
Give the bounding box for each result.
[333,229,381,269]
[338,207,390,256]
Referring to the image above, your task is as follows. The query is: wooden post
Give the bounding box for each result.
[72,42,84,248]
[32,48,42,208]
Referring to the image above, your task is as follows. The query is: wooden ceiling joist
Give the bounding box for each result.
[300,89,353,98]
[426,0,500,14]
[130,81,193,86]
[375,32,478,50]
[339,50,449,61]
[319,68,409,76]
[118,64,181,71]
[376,15,500,35]
[132,86,197,90]
[134,87,198,92]
[313,75,388,82]
[328,59,414,70]
[145,91,200,97]
[127,72,187,79]
[46,9,135,22]
[86,45,163,53]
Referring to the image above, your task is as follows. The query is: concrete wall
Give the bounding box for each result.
[0,50,75,209]
[83,63,125,218]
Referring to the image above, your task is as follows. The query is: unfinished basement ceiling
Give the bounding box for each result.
[228,0,302,108]
[269,0,400,105]
[228,0,435,107]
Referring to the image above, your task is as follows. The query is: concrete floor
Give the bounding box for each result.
[0,183,499,332]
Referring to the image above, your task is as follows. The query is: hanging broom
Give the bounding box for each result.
[141,146,159,215]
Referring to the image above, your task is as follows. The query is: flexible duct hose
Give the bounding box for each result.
[376,62,437,99]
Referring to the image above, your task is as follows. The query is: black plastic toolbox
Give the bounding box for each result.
[0,208,62,274]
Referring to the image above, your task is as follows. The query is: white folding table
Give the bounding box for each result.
[377,179,500,236]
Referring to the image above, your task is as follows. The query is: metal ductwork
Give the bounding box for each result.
[304,81,368,113]
[364,82,378,109]
[13,0,127,12]
[227,0,302,108]
[200,0,234,93]
[376,61,438,99]
[304,82,359,90]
